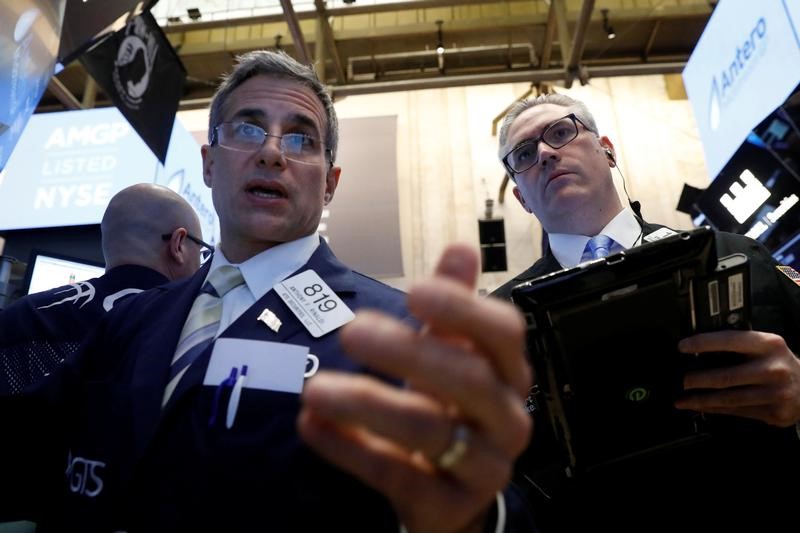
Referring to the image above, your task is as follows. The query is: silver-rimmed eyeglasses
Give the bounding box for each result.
[211,121,332,166]
[502,113,590,176]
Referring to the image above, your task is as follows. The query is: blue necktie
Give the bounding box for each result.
[585,234,614,260]
[162,265,245,407]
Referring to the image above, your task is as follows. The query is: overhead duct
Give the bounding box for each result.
[347,43,536,82]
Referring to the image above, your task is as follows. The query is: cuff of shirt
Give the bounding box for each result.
[487,491,507,533]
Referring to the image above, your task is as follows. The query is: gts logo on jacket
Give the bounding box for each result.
[65,450,106,497]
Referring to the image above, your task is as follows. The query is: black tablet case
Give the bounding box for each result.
[511,227,750,474]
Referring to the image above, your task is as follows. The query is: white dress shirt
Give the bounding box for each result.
[204,233,320,337]
[549,207,643,269]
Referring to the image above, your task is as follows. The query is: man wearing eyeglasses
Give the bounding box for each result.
[0,51,534,532]
[0,183,204,395]
[493,94,800,530]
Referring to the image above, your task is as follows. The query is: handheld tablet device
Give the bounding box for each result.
[511,227,751,474]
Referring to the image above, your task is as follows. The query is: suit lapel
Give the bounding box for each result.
[130,263,210,458]
[161,240,355,415]
[515,252,563,282]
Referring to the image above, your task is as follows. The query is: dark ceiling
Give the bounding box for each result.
[39,0,714,112]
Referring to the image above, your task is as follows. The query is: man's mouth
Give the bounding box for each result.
[547,170,569,183]
[248,184,286,199]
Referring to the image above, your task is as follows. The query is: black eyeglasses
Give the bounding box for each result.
[502,113,591,176]
[211,121,332,166]
[161,232,214,263]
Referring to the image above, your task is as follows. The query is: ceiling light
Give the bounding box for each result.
[601,9,616,40]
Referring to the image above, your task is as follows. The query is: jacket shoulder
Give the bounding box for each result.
[491,257,554,302]
[348,271,408,317]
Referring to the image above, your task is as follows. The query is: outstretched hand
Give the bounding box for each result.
[298,243,532,532]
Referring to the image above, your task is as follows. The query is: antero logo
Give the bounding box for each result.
[166,169,217,229]
[708,16,767,131]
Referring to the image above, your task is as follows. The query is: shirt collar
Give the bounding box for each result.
[549,207,642,269]
[206,233,320,300]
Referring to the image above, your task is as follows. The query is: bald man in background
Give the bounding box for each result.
[0,183,206,394]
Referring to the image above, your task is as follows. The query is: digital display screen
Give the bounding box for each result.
[0,0,66,170]
[0,106,220,245]
[682,1,800,179]
[694,97,800,260]
[772,230,800,269]
[24,251,105,295]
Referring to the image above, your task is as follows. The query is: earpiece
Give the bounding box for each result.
[604,148,616,168]
[323,193,331,203]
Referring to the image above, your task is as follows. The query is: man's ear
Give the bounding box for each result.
[165,228,190,266]
[324,166,342,204]
[512,186,532,213]
[201,145,213,188]
[599,136,616,167]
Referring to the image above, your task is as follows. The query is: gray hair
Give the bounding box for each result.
[208,50,339,162]
[497,93,599,157]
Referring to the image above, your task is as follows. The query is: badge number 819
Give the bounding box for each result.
[304,283,337,312]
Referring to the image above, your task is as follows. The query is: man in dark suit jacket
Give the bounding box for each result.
[492,93,800,531]
[2,51,535,532]
[0,183,205,394]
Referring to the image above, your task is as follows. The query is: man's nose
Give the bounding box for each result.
[538,143,559,165]
[257,134,287,167]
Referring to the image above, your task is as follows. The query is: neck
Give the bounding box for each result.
[219,242,276,264]
[548,204,624,236]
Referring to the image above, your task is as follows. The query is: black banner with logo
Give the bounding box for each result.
[80,11,185,163]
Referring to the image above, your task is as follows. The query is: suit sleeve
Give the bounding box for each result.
[717,232,800,350]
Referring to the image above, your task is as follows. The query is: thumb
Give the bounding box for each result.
[434,243,480,291]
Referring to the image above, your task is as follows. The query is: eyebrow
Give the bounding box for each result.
[229,108,322,137]
[230,107,266,123]
[511,115,567,149]
[510,136,539,151]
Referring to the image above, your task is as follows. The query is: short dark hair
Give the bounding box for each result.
[208,50,339,162]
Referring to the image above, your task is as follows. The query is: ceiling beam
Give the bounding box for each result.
[279,0,310,64]
[539,0,556,69]
[47,76,83,110]
[552,0,571,69]
[643,19,661,62]
[162,0,535,31]
[160,2,710,35]
[174,61,686,109]
[331,61,687,97]
[81,76,98,108]
[314,0,346,83]
[564,0,594,87]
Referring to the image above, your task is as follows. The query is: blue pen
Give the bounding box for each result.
[208,366,238,427]
[226,364,248,429]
